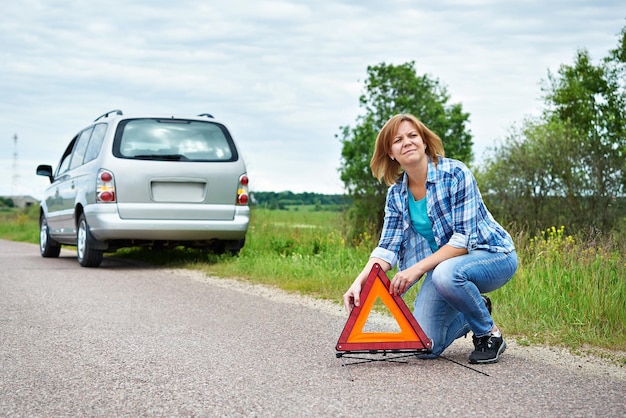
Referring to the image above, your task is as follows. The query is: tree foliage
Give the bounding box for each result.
[338,62,473,240]
[250,191,347,211]
[0,197,15,208]
[479,25,626,232]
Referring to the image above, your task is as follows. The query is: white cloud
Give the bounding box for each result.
[0,0,624,198]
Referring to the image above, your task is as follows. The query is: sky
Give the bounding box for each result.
[1,0,624,199]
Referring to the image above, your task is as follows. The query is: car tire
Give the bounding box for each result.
[39,214,61,258]
[77,213,104,267]
[222,238,245,256]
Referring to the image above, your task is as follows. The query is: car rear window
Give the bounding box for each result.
[113,118,238,162]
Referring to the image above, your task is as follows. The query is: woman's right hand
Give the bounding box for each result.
[342,282,362,313]
[343,258,391,313]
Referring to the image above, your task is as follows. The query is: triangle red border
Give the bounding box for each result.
[336,263,432,352]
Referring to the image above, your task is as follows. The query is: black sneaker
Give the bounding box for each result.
[482,295,492,314]
[468,333,506,364]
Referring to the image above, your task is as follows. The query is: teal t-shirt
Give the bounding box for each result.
[408,192,439,253]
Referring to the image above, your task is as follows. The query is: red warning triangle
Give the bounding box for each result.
[336,263,432,352]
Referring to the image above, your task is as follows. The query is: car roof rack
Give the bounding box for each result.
[197,113,214,118]
[94,109,123,122]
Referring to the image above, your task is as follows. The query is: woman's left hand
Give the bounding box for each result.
[390,265,424,296]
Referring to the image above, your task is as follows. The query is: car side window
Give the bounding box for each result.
[69,127,94,170]
[55,137,78,177]
[84,123,107,163]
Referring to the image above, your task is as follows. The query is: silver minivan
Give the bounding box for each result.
[36,110,250,267]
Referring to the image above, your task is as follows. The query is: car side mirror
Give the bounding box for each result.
[36,164,54,183]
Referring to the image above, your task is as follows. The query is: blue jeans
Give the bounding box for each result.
[412,250,518,356]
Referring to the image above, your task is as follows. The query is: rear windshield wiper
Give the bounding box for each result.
[133,154,190,161]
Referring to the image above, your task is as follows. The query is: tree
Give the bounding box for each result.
[478,118,580,229]
[338,62,473,240]
[0,197,15,208]
[479,24,626,231]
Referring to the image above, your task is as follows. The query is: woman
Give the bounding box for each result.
[343,114,517,364]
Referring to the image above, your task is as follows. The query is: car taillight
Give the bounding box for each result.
[237,174,249,205]
[96,169,116,203]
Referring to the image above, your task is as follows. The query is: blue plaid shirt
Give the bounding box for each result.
[371,157,515,271]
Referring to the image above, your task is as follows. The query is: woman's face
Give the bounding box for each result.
[388,120,427,167]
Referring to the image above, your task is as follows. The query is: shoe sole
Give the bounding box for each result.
[468,340,507,364]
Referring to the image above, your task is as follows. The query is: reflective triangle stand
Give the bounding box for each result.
[336,350,426,366]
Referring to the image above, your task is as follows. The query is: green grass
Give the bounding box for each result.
[492,226,626,354]
[0,206,40,243]
[1,206,624,360]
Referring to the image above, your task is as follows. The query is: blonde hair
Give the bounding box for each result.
[370,114,445,185]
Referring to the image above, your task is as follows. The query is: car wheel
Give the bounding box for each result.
[39,214,61,258]
[215,238,245,256]
[228,238,246,256]
[77,213,103,267]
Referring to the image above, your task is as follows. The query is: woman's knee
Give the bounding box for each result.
[431,258,464,292]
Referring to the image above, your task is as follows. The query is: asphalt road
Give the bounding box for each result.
[1,239,624,417]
